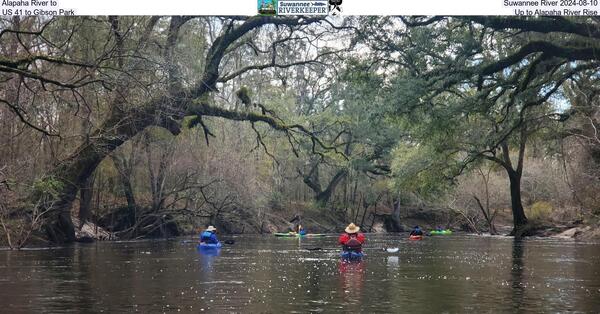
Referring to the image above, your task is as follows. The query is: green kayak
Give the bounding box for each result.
[273,232,326,237]
[429,230,453,235]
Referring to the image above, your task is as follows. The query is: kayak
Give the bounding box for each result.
[340,251,364,260]
[198,242,222,249]
[274,232,326,237]
[429,230,453,235]
[409,235,423,240]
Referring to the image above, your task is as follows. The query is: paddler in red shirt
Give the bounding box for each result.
[338,223,366,253]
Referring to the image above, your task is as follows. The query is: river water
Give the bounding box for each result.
[1,234,599,313]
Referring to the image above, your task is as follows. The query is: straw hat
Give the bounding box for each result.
[206,226,217,232]
[345,223,360,234]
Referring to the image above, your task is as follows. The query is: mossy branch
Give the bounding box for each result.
[186,101,347,159]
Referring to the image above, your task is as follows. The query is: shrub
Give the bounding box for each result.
[526,201,554,221]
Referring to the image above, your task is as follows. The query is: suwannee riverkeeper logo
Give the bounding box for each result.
[258,0,343,15]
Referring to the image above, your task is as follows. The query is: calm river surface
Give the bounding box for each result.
[1,234,599,313]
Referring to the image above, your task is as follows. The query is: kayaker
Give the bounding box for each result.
[200,226,219,244]
[435,225,444,232]
[410,225,423,236]
[338,223,365,253]
[298,225,306,236]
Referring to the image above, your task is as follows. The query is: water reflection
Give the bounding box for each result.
[197,246,220,274]
[1,235,600,312]
[338,260,365,305]
[510,238,525,312]
[197,246,221,257]
[387,256,399,268]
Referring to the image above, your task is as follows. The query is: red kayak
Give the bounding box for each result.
[409,235,423,240]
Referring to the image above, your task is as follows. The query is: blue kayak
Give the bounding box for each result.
[198,242,222,249]
[340,251,364,260]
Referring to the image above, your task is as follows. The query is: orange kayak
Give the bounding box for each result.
[409,235,423,240]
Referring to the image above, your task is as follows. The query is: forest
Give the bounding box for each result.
[1,16,600,249]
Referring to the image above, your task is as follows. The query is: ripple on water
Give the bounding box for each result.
[1,235,600,313]
[297,257,336,262]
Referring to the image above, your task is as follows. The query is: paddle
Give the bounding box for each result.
[181,239,234,245]
[304,247,322,251]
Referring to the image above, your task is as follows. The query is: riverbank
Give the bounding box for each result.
[3,203,599,248]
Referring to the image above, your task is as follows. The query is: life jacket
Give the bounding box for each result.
[200,231,218,244]
[344,234,362,251]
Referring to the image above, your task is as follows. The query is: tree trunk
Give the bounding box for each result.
[122,174,137,212]
[145,137,173,212]
[302,162,348,207]
[390,197,403,232]
[40,16,191,243]
[111,153,138,236]
[78,172,95,229]
[315,169,348,206]
[43,142,106,243]
[473,195,497,235]
[42,104,180,244]
[489,136,529,237]
[508,170,528,235]
[380,195,403,232]
[37,16,318,244]
[359,199,369,227]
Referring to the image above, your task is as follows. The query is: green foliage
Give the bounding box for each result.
[390,144,459,198]
[236,86,252,105]
[375,18,567,207]
[527,201,554,221]
[7,15,597,242]
[31,176,64,203]
[177,19,208,80]
[182,115,199,129]
[268,190,285,211]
